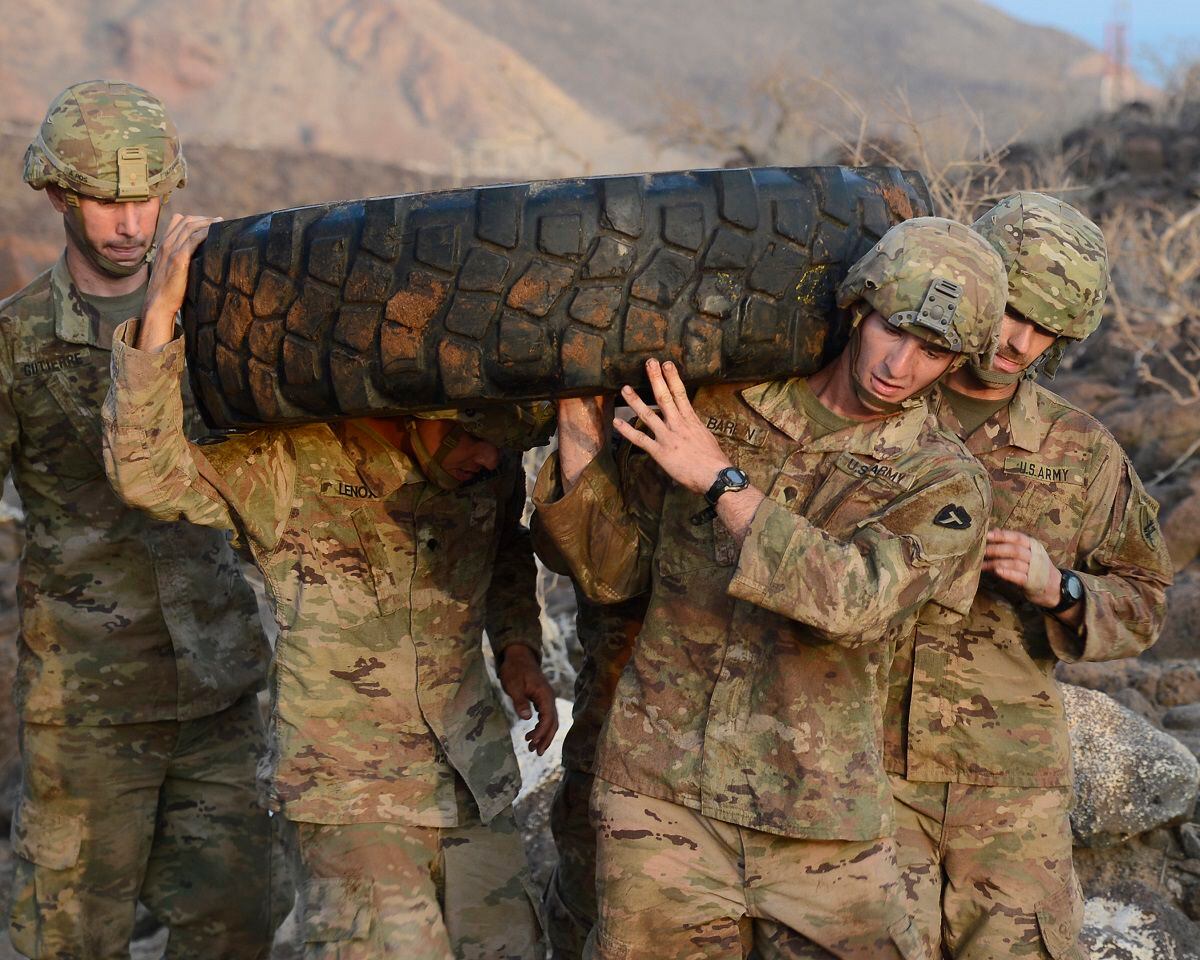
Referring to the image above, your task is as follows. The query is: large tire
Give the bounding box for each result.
[184,166,932,429]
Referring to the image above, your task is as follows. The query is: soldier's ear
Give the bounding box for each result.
[45,185,70,214]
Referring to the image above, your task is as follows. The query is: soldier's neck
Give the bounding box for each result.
[806,355,888,422]
[943,366,1020,404]
[63,236,149,298]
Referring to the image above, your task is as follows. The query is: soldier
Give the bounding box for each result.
[540,585,646,959]
[884,193,1174,959]
[101,214,558,959]
[533,217,1007,959]
[0,81,278,957]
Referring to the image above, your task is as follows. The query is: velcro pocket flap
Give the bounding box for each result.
[302,877,373,943]
[888,913,927,960]
[1035,878,1085,960]
[11,802,83,870]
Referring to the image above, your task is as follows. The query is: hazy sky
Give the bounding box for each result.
[988,0,1200,79]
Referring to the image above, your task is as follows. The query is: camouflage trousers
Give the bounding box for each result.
[889,775,1085,960]
[295,804,543,959]
[8,693,282,960]
[544,770,598,960]
[587,779,926,960]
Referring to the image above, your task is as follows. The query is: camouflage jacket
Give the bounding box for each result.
[563,587,645,775]
[885,379,1173,788]
[534,380,991,841]
[0,257,267,726]
[102,322,542,826]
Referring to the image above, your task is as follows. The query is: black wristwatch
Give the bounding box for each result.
[691,466,750,525]
[1049,568,1084,614]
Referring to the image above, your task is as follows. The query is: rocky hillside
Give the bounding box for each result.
[0,0,694,180]
[0,0,1147,297]
[0,0,1133,179]
[442,0,1130,147]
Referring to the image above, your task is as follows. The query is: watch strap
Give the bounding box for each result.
[1049,569,1082,614]
[694,467,747,524]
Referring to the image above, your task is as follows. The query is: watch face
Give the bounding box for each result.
[1066,572,1084,602]
[720,467,749,488]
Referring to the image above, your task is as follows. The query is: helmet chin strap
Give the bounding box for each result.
[968,336,1068,386]
[407,419,465,490]
[967,359,1025,386]
[1037,339,1068,380]
[62,196,160,280]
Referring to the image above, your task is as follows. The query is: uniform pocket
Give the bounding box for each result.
[33,371,106,489]
[888,914,929,960]
[11,801,83,870]
[301,876,374,943]
[589,925,635,960]
[518,873,547,952]
[309,507,399,632]
[8,802,85,958]
[1035,877,1086,960]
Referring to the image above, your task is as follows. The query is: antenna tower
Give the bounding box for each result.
[1102,0,1131,110]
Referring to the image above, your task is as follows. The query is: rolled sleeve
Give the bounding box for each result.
[533,449,653,604]
[101,321,214,521]
[1046,455,1173,663]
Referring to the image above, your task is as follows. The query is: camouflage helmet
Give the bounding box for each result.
[412,402,556,451]
[23,80,187,201]
[972,192,1108,341]
[455,402,556,451]
[837,217,1007,366]
[409,402,555,490]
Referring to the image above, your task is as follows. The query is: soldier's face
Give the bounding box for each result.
[992,311,1058,376]
[412,418,502,483]
[854,312,955,408]
[49,189,162,269]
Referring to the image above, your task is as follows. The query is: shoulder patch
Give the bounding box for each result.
[1140,497,1161,548]
[933,503,973,530]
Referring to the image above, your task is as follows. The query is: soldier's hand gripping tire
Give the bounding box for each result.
[183,165,932,429]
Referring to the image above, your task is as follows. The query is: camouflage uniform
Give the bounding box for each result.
[534,218,1007,960]
[1,80,277,960]
[102,322,545,959]
[884,194,1175,959]
[542,588,646,959]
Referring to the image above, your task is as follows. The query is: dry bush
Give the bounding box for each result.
[654,69,1079,223]
[651,66,829,169]
[1104,201,1200,409]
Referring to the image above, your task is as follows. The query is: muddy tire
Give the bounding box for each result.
[183,165,932,428]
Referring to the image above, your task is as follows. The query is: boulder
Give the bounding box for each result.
[1157,473,1200,572]
[1181,824,1200,860]
[1164,704,1200,733]
[510,697,573,890]
[1112,687,1162,724]
[1106,396,1200,481]
[1157,663,1200,709]
[1152,566,1200,663]
[1082,882,1200,960]
[1059,659,1162,705]
[1065,684,1200,847]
